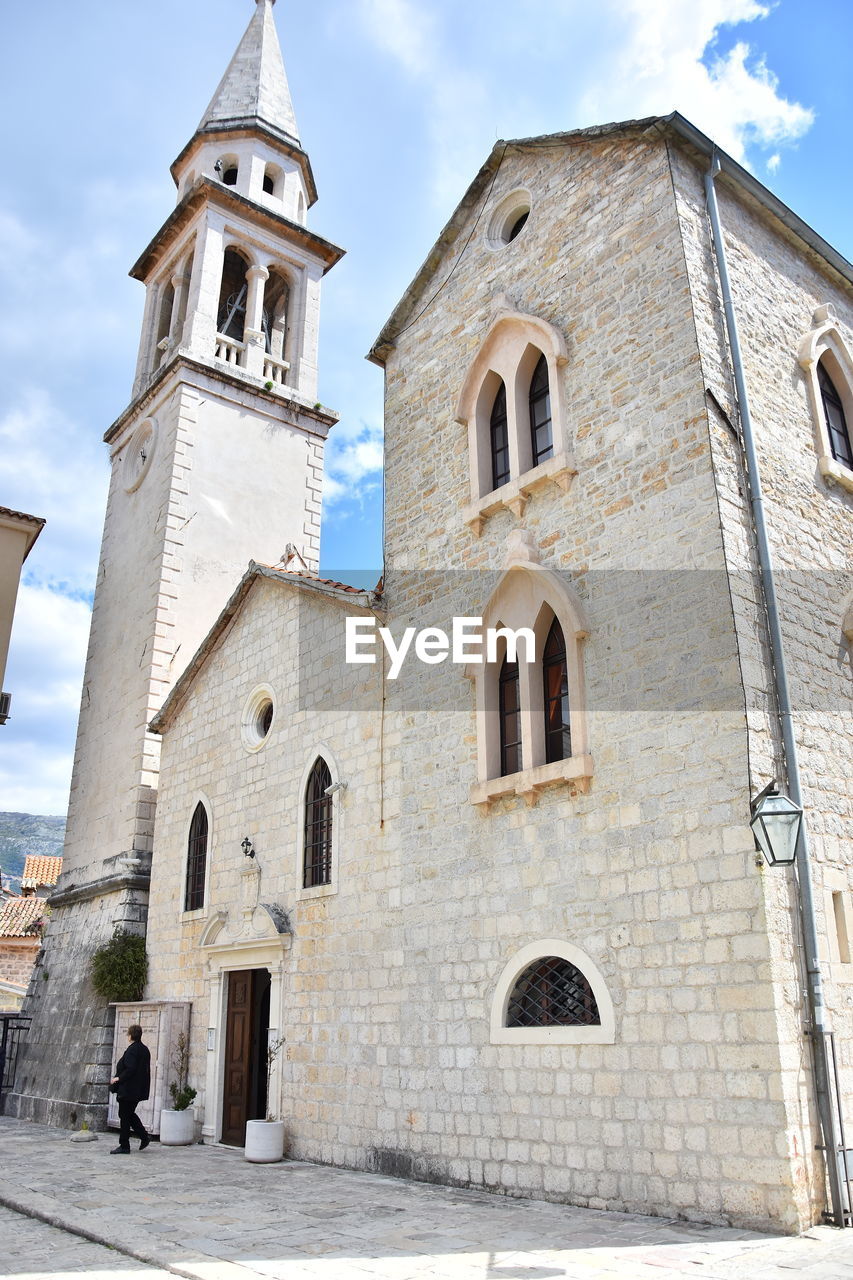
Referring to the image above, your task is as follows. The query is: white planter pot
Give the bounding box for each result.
[244,1119,285,1163]
[160,1107,195,1146]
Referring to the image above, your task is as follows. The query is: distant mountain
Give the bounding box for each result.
[0,813,65,892]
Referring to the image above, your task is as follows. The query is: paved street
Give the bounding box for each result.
[3,1117,853,1280]
[1,1203,174,1280]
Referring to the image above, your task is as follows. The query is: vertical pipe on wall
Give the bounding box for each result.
[704,151,845,1227]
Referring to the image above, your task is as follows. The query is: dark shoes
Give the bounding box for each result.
[110,1146,130,1155]
[139,1135,150,1151]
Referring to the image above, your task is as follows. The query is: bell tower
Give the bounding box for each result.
[6,0,344,1127]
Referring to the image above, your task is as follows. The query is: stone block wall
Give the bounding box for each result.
[671,138,853,1224]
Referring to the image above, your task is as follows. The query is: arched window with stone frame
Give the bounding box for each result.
[456,311,576,535]
[184,800,209,913]
[490,939,616,1045]
[468,556,592,805]
[799,306,853,492]
[303,757,333,888]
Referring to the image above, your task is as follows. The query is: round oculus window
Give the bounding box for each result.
[487,190,532,250]
[241,686,276,751]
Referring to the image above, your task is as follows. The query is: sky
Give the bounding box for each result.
[1,0,851,817]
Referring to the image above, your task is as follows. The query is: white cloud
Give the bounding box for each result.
[2,584,91,815]
[354,0,813,204]
[324,420,384,509]
[0,389,108,596]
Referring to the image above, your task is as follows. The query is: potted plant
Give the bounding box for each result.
[160,1031,197,1145]
[244,1033,286,1163]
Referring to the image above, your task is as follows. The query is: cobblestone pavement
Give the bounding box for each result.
[3,1119,853,1280]
[1,1203,173,1280]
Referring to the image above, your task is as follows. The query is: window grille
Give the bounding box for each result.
[499,656,521,776]
[506,956,600,1027]
[819,363,853,470]
[529,353,553,466]
[490,382,510,490]
[184,802,208,912]
[543,617,571,763]
[304,758,333,887]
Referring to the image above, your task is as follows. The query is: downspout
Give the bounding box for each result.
[704,151,845,1227]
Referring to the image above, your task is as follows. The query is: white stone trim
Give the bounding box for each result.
[798,305,853,494]
[490,939,616,1045]
[180,790,214,920]
[295,743,343,901]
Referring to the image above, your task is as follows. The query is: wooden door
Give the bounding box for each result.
[221,971,254,1145]
[221,969,269,1146]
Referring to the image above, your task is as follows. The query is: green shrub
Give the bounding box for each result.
[89,928,147,1003]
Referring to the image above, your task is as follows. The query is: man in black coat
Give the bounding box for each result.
[110,1023,151,1154]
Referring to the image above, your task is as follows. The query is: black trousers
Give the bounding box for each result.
[117,1097,149,1149]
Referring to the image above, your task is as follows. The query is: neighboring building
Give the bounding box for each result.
[20,856,62,899]
[0,505,44,725]
[8,0,853,1238]
[0,897,45,1011]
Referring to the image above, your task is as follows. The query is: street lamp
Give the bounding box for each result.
[750,780,803,867]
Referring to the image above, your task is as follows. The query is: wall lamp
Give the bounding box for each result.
[241,837,256,859]
[749,779,803,868]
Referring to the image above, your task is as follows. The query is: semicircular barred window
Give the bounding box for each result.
[506,956,600,1028]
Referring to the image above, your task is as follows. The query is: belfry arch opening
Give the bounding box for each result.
[262,268,290,365]
[217,249,250,344]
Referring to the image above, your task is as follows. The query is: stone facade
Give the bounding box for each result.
[139,122,853,1234]
[10,5,852,1238]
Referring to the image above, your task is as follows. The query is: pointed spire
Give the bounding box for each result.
[198,0,299,146]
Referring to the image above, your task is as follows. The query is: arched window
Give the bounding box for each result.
[184,802,208,912]
[506,955,600,1028]
[304,757,332,888]
[529,353,553,467]
[490,940,615,1044]
[217,249,249,342]
[490,382,510,491]
[819,361,853,470]
[543,617,570,763]
[499,654,521,777]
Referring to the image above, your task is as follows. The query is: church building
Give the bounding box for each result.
[7,0,853,1236]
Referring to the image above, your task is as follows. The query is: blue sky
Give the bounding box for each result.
[1,0,851,815]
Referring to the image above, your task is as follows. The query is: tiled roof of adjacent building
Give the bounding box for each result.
[0,896,46,938]
[21,855,62,889]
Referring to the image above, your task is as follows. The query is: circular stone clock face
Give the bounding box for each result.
[123,419,158,492]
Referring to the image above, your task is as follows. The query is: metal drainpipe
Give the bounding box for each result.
[704,152,845,1227]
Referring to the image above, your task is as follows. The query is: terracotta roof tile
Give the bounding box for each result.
[21,855,62,889]
[0,896,46,938]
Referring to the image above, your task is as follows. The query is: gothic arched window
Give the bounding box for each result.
[184,802,208,912]
[499,654,521,777]
[304,757,333,888]
[506,955,600,1028]
[490,382,510,491]
[529,352,553,467]
[819,361,853,471]
[543,617,571,763]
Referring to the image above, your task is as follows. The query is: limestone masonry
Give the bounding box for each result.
[6,1,852,1236]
